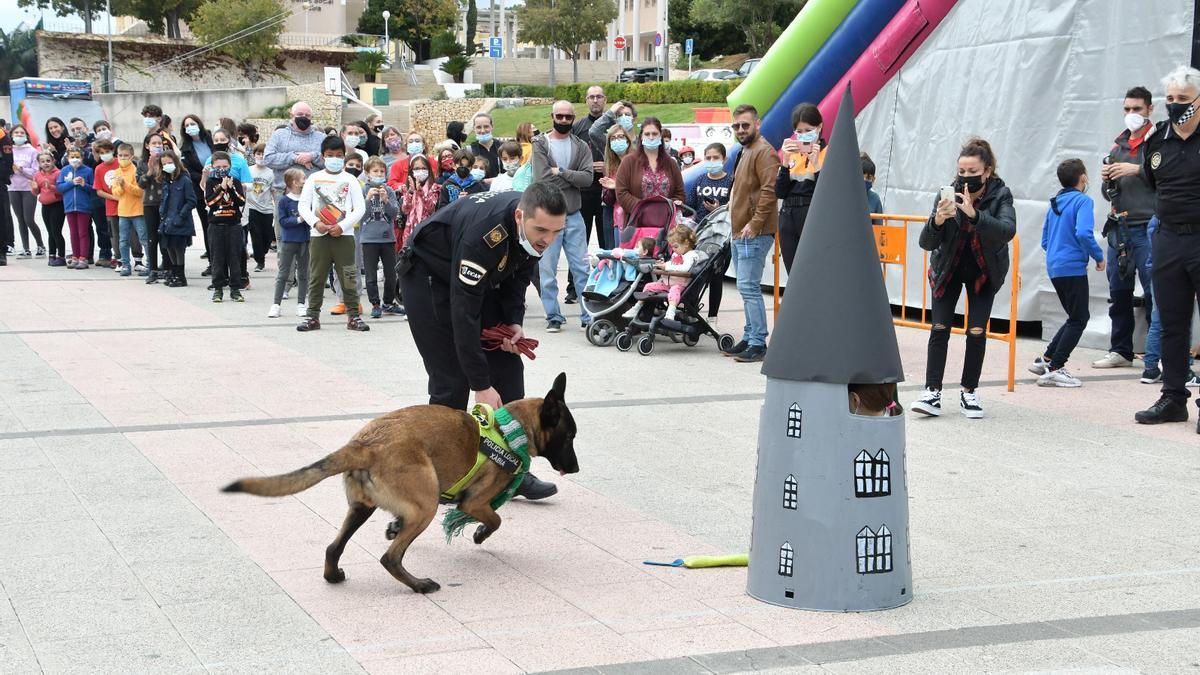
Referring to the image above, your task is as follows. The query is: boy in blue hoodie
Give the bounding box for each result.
[1031,159,1105,387]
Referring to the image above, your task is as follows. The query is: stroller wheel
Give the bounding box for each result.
[682,331,700,347]
[637,335,655,356]
[615,331,634,352]
[718,333,736,352]
[587,319,618,347]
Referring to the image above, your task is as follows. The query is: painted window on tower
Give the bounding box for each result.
[786,403,802,438]
[783,474,797,509]
[778,542,794,577]
[854,449,891,498]
[856,525,893,574]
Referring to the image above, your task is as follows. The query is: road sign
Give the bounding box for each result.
[488,37,503,59]
[685,38,694,55]
[614,36,626,49]
[654,32,662,47]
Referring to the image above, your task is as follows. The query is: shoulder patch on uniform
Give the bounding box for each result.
[459,260,487,286]
[484,224,508,248]
[1150,152,1162,170]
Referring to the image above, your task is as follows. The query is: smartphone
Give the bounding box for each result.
[939,185,956,204]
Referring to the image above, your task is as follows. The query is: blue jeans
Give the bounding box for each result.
[1143,286,1195,370]
[732,235,773,347]
[1105,225,1153,360]
[539,210,591,325]
[118,215,148,269]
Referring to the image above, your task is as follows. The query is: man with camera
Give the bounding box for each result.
[1095,86,1156,374]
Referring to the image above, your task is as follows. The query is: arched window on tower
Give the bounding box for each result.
[786,403,802,438]
[856,525,893,574]
[783,474,797,510]
[854,449,891,498]
[778,542,794,577]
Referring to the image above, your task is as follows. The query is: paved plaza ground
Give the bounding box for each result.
[1,252,1198,674]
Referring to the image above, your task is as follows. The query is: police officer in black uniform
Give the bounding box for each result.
[398,182,569,496]
[1136,66,1200,433]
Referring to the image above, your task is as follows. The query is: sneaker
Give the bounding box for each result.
[144,270,159,283]
[119,266,132,277]
[297,317,321,331]
[241,278,250,290]
[75,260,88,270]
[382,303,406,317]
[330,303,347,316]
[95,258,111,268]
[1188,371,1200,388]
[200,252,209,259]
[1140,366,1162,384]
[4,245,13,255]
[136,267,149,277]
[911,388,943,417]
[347,316,370,332]
[1038,367,1082,388]
[35,246,45,257]
[110,258,120,269]
[66,258,78,269]
[564,292,577,305]
[959,390,985,419]
[546,320,563,333]
[201,265,212,277]
[230,291,245,303]
[1092,352,1132,368]
[722,340,748,357]
[734,345,766,362]
[1028,356,1049,377]
[296,303,307,317]
[207,284,215,290]
[621,303,642,320]
[370,304,382,319]
[267,304,281,318]
[18,250,31,258]
[134,259,144,270]
[663,307,676,321]
[254,264,264,272]
[1135,395,1189,424]
[212,290,223,303]
[49,257,66,267]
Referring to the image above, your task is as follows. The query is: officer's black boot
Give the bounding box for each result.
[515,473,558,500]
[1134,395,1189,424]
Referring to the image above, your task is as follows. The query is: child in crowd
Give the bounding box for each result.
[624,225,706,321]
[848,383,903,417]
[490,141,522,192]
[387,132,432,187]
[297,136,367,332]
[438,149,485,208]
[661,128,680,166]
[8,124,45,257]
[1032,158,1104,388]
[31,153,65,266]
[204,151,246,302]
[862,152,884,226]
[137,134,167,283]
[688,143,732,221]
[435,144,457,186]
[246,143,276,272]
[57,148,94,269]
[269,168,310,318]
[92,139,127,269]
[360,157,403,319]
[678,145,696,169]
[157,149,196,287]
[399,154,440,249]
[345,154,365,182]
[111,143,148,277]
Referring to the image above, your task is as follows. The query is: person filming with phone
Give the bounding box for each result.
[775,103,826,274]
[911,138,1016,420]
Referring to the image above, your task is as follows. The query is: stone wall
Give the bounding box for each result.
[408,99,490,143]
[36,30,357,93]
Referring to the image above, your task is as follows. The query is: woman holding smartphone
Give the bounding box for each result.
[775,103,826,273]
[911,138,1016,420]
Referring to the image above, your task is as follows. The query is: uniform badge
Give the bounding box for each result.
[484,224,508,248]
[458,260,487,286]
[1150,152,1162,170]
[497,253,508,271]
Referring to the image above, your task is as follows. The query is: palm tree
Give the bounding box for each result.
[0,26,39,95]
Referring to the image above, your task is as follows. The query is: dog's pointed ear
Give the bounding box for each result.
[541,374,566,429]
[550,372,566,400]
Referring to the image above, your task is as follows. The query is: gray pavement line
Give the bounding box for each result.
[922,565,1200,595]
[0,322,294,335]
[534,607,1200,673]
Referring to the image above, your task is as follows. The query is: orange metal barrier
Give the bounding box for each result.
[770,214,1020,392]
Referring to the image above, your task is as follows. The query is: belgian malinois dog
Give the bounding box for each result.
[222,373,579,593]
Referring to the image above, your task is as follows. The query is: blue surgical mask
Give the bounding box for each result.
[162,163,176,174]
[150,146,163,156]
[143,117,157,129]
[476,132,492,144]
[407,142,424,155]
[642,137,662,149]
[796,130,819,143]
[705,160,723,175]
[864,180,874,191]
[368,175,386,186]
[470,168,486,182]
[185,124,200,137]
[617,115,634,130]
[517,216,541,257]
[610,138,628,154]
[325,157,344,173]
[345,135,361,148]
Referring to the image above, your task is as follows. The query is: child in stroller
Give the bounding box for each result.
[623,225,703,322]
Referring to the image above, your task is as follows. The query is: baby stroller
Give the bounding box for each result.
[582,196,687,347]
[614,204,736,355]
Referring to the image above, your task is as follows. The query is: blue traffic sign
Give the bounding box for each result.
[488,37,503,58]
[685,38,694,55]
[654,32,662,47]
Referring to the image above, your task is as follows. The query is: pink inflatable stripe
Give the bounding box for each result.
[819,0,959,134]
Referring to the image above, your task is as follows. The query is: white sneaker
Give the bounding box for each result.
[1028,356,1049,376]
[622,303,641,320]
[663,307,676,321]
[296,303,307,317]
[1092,352,1133,368]
[267,303,281,318]
[911,388,943,416]
[960,390,985,419]
[1038,367,1082,388]
[1187,371,1200,388]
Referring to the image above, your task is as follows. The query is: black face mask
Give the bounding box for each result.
[346,166,362,177]
[213,143,229,152]
[1166,98,1197,125]
[373,124,384,133]
[958,174,985,192]
[553,121,574,135]
[294,116,312,131]
[455,166,471,179]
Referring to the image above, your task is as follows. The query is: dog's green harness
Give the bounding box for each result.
[441,404,531,540]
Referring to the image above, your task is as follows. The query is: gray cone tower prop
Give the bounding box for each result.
[747,85,911,612]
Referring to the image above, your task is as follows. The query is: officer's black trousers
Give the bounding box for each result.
[399,268,525,410]
[1151,227,1200,405]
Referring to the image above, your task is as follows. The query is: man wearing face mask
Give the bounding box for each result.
[1135,66,1200,431]
[342,123,369,163]
[1093,86,1158,372]
[264,102,325,241]
[470,113,500,182]
[363,113,383,157]
[397,185,568,499]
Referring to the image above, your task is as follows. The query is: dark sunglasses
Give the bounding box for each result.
[553,114,576,121]
[730,122,753,131]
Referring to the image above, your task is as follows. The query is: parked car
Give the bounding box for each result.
[737,58,762,77]
[617,67,640,82]
[633,67,665,83]
[689,68,738,81]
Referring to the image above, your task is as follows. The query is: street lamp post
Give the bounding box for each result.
[104,0,113,92]
[382,10,390,64]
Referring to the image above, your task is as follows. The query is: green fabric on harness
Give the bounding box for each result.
[442,404,531,541]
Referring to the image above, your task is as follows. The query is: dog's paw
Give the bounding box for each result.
[412,578,441,594]
[324,568,347,584]
[473,524,492,545]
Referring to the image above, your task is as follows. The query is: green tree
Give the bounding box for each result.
[667,0,747,61]
[111,0,203,38]
[517,0,617,83]
[0,26,39,95]
[689,0,803,57]
[358,0,458,63]
[465,0,477,54]
[17,0,101,33]
[189,0,286,88]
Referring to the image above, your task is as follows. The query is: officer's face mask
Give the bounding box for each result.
[1166,95,1199,126]
[516,210,542,257]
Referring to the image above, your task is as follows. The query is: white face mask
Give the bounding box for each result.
[412,169,429,183]
[345,135,361,148]
[503,160,520,176]
[517,214,541,257]
[1124,112,1148,133]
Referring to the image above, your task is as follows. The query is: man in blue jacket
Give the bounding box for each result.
[1030,159,1105,387]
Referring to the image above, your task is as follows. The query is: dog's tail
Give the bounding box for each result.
[222,442,366,497]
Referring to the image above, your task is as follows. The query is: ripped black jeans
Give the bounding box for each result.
[925,274,997,392]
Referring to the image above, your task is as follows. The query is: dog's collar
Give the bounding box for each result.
[441,404,532,540]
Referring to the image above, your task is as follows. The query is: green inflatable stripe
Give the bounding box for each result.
[726,0,860,115]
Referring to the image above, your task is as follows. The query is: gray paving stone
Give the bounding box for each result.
[690,646,814,673]
[31,628,204,674]
[163,594,335,661]
[11,590,174,644]
[0,551,144,600]
[132,557,284,607]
